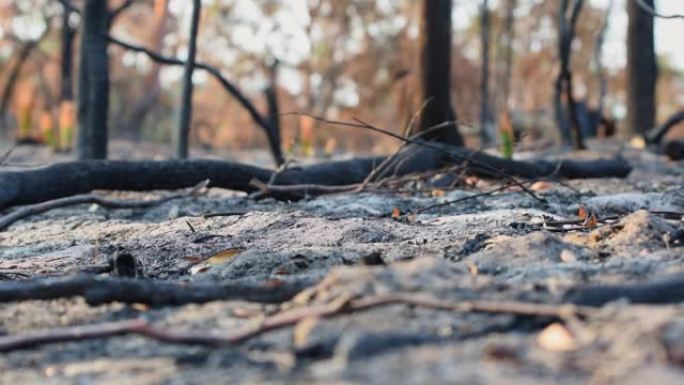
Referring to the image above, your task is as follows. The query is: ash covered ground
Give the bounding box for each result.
[0,141,683,385]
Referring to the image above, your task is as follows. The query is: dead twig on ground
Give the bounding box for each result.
[412,183,519,215]
[0,180,208,231]
[0,147,15,166]
[249,179,361,198]
[0,292,593,352]
[539,210,684,232]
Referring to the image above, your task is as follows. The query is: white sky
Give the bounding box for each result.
[594,0,684,71]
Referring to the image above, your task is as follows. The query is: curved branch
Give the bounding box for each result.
[634,0,684,20]
[107,35,284,165]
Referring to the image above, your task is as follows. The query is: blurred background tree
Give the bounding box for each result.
[0,0,682,159]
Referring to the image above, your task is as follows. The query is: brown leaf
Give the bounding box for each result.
[584,213,598,228]
[431,188,445,197]
[391,207,401,219]
[183,255,203,263]
[531,181,553,192]
[578,206,587,220]
[206,247,246,265]
[189,264,211,275]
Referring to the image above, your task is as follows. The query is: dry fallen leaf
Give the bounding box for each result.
[530,181,553,192]
[537,322,577,352]
[583,213,598,228]
[293,317,319,348]
[206,247,246,265]
[131,303,150,312]
[189,264,211,275]
[183,255,203,263]
[431,188,445,197]
[391,207,401,219]
[578,206,588,220]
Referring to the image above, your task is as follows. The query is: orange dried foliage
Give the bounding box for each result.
[58,101,76,151]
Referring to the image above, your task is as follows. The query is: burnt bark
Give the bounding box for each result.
[0,143,632,209]
[554,0,585,150]
[564,274,684,306]
[416,0,463,145]
[479,0,494,145]
[174,0,202,159]
[626,0,658,135]
[60,5,77,102]
[264,60,282,157]
[501,0,516,110]
[0,275,308,306]
[645,110,684,145]
[77,0,110,159]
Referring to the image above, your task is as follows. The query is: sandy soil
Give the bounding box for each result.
[0,141,683,384]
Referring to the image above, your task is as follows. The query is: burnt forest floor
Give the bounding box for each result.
[0,139,683,385]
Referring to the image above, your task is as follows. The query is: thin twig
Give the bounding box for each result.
[633,0,684,19]
[0,180,208,231]
[249,179,361,197]
[0,146,14,166]
[0,292,593,352]
[347,115,545,204]
[412,183,517,214]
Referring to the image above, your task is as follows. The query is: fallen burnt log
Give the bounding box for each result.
[664,140,684,161]
[0,275,309,306]
[0,143,631,208]
[563,274,684,306]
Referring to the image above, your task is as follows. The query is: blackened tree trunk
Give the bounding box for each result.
[479,0,493,145]
[554,0,585,149]
[594,0,612,122]
[174,0,202,159]
[415,0,463,146]
[501,0,516,110]
[77,0,110,159]
[264,59,281,149]
[626,0,658,135]
[60,5,76,102]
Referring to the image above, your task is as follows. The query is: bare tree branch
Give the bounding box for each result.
[107,35,284,165]
[0,292,595,352]
[634,0,684,19]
